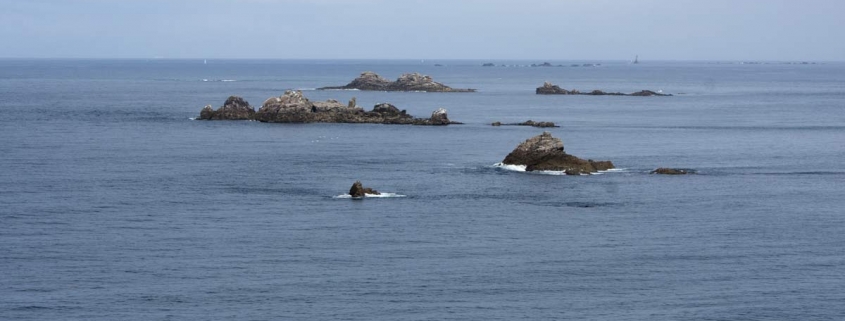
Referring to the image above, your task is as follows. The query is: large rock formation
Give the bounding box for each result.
[252,90,461,125]
[349,181,379,198]
[536,82,672,96]
[319,71,475,92]
[197,96,255,120]
[501,132,615,174]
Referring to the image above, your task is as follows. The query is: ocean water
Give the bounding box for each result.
[1,59,844,320]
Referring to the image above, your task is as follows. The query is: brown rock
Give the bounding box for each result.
[502,132,614,174]
[253,90,459,125]
[349,181,379,198]
[198,96,255,120]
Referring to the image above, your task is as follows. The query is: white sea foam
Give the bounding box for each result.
[220,79,237,82]
[494,163,627,175]
[188,117,196,120]
[493,162,526,172]
[296,88,317,91]
[333,192,406,199]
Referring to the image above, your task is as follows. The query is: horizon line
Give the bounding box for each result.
[0,57,839,63]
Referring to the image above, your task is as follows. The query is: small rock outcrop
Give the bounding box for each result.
[535,82,579,95]
[651,168,693,175]
[349,181,380,198]
[319,72,475,92]
[252,90,460,125]
[501,132,614,174]
[536,82,671,96]
[197,96,255,120]
[491,120,558,128]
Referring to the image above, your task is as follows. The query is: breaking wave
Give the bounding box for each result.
[493,163,628,175]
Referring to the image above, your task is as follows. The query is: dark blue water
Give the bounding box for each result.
[2,59,844,320]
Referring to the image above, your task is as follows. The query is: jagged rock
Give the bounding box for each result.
[200,105,214,120]
[651,168,693,175]
[536,82,672,96]
[501,132,614,174]
[536,82,574,95]
[319,72,475,92]
[197,96,255,120]
[482,63,495,67]
[492,121,502,126]
[429,108,451,125]
[335,71,391,91]
[347,97,357,108]
[372,103,401,116]
[349,181,379,198]
[251,90,460,125]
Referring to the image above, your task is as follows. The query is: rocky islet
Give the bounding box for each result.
[199,90,459,125]
[536,81,672,96]
[319,71,476,92]
[501,132,615,175]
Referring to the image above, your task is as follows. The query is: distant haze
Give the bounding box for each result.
[2,0,843,61]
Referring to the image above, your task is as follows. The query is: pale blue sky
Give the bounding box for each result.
[2,0,843,60]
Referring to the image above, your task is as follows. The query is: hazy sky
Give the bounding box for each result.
[2,0,843,60]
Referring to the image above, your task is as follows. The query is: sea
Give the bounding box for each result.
[1,59,844,320]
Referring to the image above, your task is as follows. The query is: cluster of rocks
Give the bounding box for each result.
[491,120,558,128]
[536,82,672,96]
[198,91,459,125]
[501,132,615,175]
[318,71,475,92]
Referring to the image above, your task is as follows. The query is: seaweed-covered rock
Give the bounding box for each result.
[501,132,614,174]
[651,168,693,175]
[491,120,558,128]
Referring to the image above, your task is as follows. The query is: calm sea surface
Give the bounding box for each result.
[1,59,844,320]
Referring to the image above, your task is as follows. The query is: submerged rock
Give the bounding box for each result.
[536,82,671,96]
[319,71,475,92]
[349,181,379,198]
[651,168,693,175]
[252,90,460,125]
[501,132,614,174]
[197,96,255,120]
[491,120,558,128]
